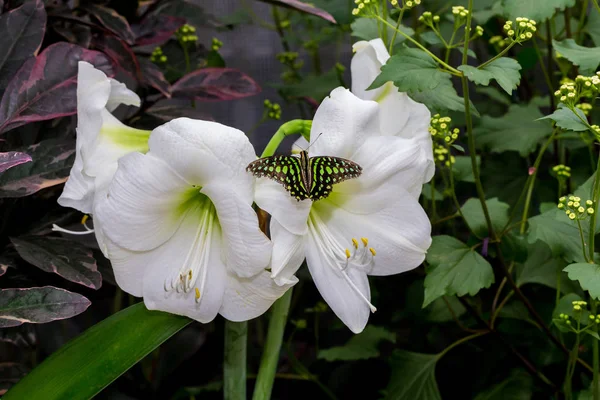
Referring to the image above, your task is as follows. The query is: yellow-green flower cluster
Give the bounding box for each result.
[573,300,587,311]
[211,37,223,51]
[591,125,600,137]
[503,17,536,42]
[554,75,600,106]
[577,103,593,116]
[429,114,459,144]
[552,164,571,178]
[473,25,484,37]
[276,52,303,71]
[557,195,595,220]
[489,35,508,48]
[590,314,600,324]
[352,0,378,16]
[291,319,307,329]
[452,5,469,18]
[557,313,572,325]
[390,0,421,8]
[150,47,167,64]
[418,11,441,26]
[176,24,197,44]
[263,99,282,120]
[433,144,455,167]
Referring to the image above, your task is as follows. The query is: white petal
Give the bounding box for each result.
[106,78,140,112]
[315,185,432,276]
[309,88,381,159]
[306,231,371,333]
[95,152,190,251]
[57,154,95,214]
[103,237,146,296]
[141,213,226,323]
[148,118,257,198]
[270,219,306,285]
[76,62,112,148]
[254,177,312,236]
[220,270,296,321]
[351,39,389,102]
[201,182,272,278]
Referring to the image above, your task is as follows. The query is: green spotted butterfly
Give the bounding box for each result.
[246,150,362,201]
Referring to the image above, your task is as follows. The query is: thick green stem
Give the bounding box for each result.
[224,321,247,400]
[588,151,600,261]
[389,8,405,54]
[594,0,600,14]
[260,120,312,158]
[460,0,496,240]
[252,289,293,400]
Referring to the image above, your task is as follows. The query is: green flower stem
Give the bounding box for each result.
[389,7,405,54]
[224,321,247,400]
[593,301,600,400]
[445,147,475,234]
[478,41,517,69]
[532,38,554,92]
[576,218,591,263]
[437,331,488,359]
[375,16,461,75]
[460,0,496,241]
[587,149,600,262]
[381,1,388,49]
[260,120,312,158]
[252,289,293,400]
[594,0,600,14]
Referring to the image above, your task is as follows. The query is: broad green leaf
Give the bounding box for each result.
[278,67,340,102]
[540,103,589,132]
[351,17,413,46]
[475,103,552,156]
[473,1,504,24]
[474,370,533,400]
[528,208,587,263]
[421,183,445,202]
[476,86,512,105]
[12,236,101,289]
[502,0,576,22]
[425,296,467,322]
[515,241,578,293]
[424,235,495,307]
[458,57,522,95]
[3,303,191,400]
[553,39,600,75]
[409,78,480,116]
[0,286,90,328]
[564,263,600,299]
[318,325,395,361]
[384,350,441,400]
[369,48,449,92]
[552,293,590,332]
[500,233,529,263]
[588,10,600,47]
[461,197,510,237]
[453,155,480,182]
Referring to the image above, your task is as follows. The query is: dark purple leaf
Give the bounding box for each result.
[12,236,101,289]
[0,286,91,328]
[82,4,135,44]
[257,0,336,23]
[139,58,171,97]
[0,0,46,93]
[0,140,74,198]
[145,98,214,122]
[132,14,185,46]
[0,42,112,134]
[52,22,92,48]
[172,68,261,101]
[94,34,141,81]
[0,152,31,174]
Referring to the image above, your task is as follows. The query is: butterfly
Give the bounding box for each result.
[246,150,362,201]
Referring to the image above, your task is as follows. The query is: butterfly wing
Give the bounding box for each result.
[246,155,310,201]
[308,156,362,200]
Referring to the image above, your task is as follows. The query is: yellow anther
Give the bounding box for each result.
[188,270,192,280]
[369,247,376,256]
[345,248,351,259]
[195,288,200,300]
[81,215,89,225]
[352,238,359,249]
[361,237,368,246]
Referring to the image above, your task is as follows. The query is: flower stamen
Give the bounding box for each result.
[51,215,95,235]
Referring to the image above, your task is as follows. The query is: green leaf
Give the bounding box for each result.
[588,9,600,47]
[0,286,90,328]
[317,325,395,361]
[461,197,510,237]
[473,1,504,24]
[409,78,480,116]
[502,0,576,22]
[3,303,191,400]
[424,236,495,308]
[351,17,414,46]
[421,183,444,202]
[453,155,480,182]
[458,57,522,95]
[540,103,590,132]
[552,293,589,332]
[553,39,600,75]
[369,48,449,92]
[424,296,467,322]
[475,103,552,156]
[383,350,441,400]
[564,263,600,299]
[515,241,578,293]
[476,86,512,105]
[278,67,340,102]
[528,208,588,263]
[473,370,533,400]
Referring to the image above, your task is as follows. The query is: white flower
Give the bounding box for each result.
[57,62,151,253]
[351,38,434,184]
[256,88,432,333]
[95,118,294,322]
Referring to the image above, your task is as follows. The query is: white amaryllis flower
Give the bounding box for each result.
[351,38,434,183]
[57,61,151,252]
[256,88,431,333]
[95,118,294,322]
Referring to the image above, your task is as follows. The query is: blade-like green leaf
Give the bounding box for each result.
[502,0,575,22]
[384,350,441,400]
[540,103,589,132]
[474,370,533,400]
[564,263,600,299]
[3,303,191,400]
[553,39,600,75]
[458,57,522,95]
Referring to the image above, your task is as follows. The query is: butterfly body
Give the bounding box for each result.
[247,150,362,201]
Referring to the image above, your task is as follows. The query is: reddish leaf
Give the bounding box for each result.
[82,4,135,45]
[0,286,91,328]
[52,22,92,48]
[132,14,185,46]
[0,0,46,93]
[12,236,101,290]
[257,0,336,23]
[0,152,31,174]
[172,68,261,101]
[0,42,112,134]
[145,98,214,122]
[94,35,141,81]
[139,58,171,97]
[0,140,74,198]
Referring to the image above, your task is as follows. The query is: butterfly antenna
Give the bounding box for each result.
[305,132,323,151]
